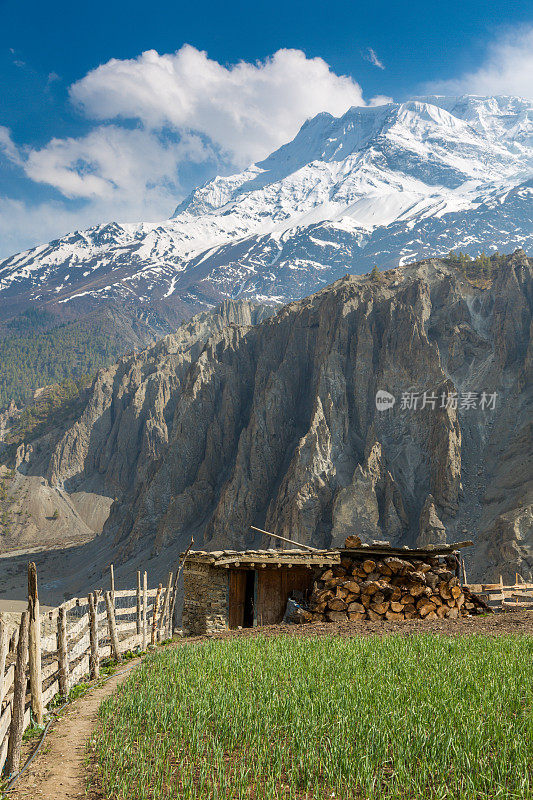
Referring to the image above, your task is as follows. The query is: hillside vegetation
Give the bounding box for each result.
[92,634,533,800]
[0,308,139,409]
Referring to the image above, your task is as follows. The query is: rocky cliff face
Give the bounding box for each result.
[6,253,532,585]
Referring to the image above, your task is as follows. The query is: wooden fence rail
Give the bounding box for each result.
[466,575,533,610]
[0,562,178,780]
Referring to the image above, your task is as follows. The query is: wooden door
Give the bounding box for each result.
[257,569,284,625]
[229,570,247,629]
[256,567,314,626]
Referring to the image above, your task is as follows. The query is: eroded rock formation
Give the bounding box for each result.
[6,253,533,584]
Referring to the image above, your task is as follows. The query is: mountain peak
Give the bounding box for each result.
[0,95,531,322]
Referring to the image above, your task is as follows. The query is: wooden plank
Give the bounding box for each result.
[136,571,142,636]
[89,593,100,681]
[40,632,59,653]
[110,564,115,605]
[0,613,8,708]
[285,566,314,596]
[41,659,59,682]
[256,566,312,625]
[0,727,9,778]
[142,571,148,651]
[68,633,90,663]
[5,611,29,776]
[67,614,90,642]
[58,605,70,696]
[28,561,44,725]
[0,701,12,743]
[112,589,139,599]
[2,663,14,703]
[502,600,533,608]
[121,632,142,651]
[70,655,90,687]
[114,604,139,617]
[115,620,136,634]
[105,591,121,662]
[229,570,246,629]
[151,584,162,646]
[42,679,59,708]
[157,573,173,641]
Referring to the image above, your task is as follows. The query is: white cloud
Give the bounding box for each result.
[0,46,383,257]
[70,46,368,166]
[24,125,208,200]
[0,126,213,258]
[430,25,533,98]
[0,126,23,166]
[364,48,385,70]
[369,95,393,107]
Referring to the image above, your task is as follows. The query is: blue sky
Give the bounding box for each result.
[1,0,532,257]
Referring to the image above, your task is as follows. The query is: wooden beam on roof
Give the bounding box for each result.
[250,525,318,552]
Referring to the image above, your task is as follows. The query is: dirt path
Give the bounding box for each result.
[6,660,141,800]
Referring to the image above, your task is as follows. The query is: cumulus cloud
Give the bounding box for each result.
[430,25,533,98]
[363,48,385,70]
[25,126,209,200]
[0,46,381,256]
[0,126,214,257]
[70,46,368,166]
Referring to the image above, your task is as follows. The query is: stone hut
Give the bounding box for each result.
[181,540,474,635]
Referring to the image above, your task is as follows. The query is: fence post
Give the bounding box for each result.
[28,561,44,726]
[0,612,8,708]
[110,564,115,606]
[169,537,194,637]
[57,605,70,696]
[151,583,162,646]
[88,592,100,680]
[105,591,121,662]
[142,571,148,651]
[136,571,142,636]
[5,611,29,776]
[158,572,173,641]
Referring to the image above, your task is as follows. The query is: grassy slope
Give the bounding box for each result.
[92,634,533,800]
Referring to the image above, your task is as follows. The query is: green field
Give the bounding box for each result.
[92,635,533,799]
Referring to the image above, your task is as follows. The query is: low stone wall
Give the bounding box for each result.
[182,562,228,635]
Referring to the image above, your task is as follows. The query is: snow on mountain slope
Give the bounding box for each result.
[0,95,531,318]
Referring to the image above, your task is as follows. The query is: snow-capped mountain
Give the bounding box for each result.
[0,96,531,322]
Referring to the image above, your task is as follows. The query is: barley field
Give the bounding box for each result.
[92,634,533,799]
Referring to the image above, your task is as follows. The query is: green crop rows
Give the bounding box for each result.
[92,634,533,799]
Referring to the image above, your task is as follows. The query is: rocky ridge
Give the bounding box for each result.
[3,252,530,588]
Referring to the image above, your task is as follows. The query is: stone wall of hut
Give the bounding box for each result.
[182,562,228,635]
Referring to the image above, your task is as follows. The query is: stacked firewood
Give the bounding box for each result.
[308,553,489,623]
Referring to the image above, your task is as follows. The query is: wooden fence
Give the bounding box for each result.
[0,563,178,779]
[466,575,533,611]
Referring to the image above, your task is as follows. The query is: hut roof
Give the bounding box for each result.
[182,540,473,568]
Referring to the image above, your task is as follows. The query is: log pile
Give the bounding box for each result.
[307,551,489,623]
